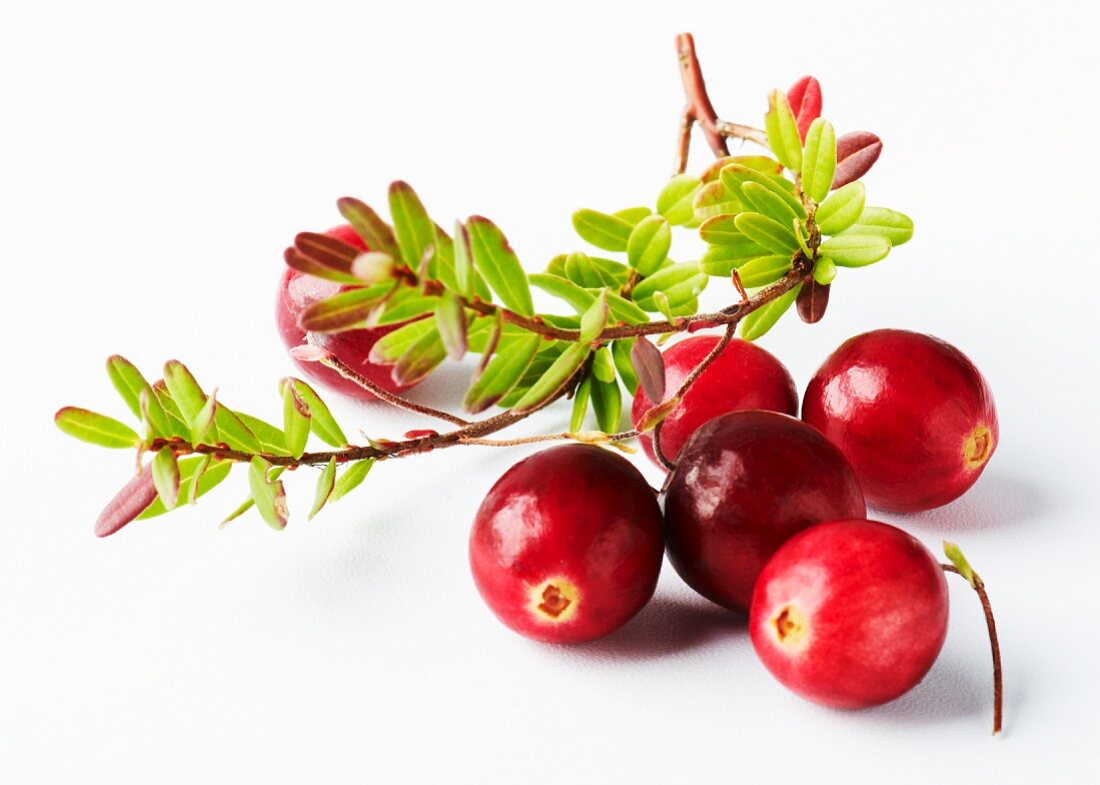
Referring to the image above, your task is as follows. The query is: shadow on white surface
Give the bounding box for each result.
[570,592,746,661]
[879,470,1049,533]
[859,650,989,728]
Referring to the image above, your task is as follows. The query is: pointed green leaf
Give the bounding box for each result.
[388,181,436,269]
[467,216,534,316]
[511,342,590,413]
[800,118,837,203]
[298,286,390,333]
[249,457,288,530]
[189,392,218,445]
[572,208,633,252]
[814,257,838,285]
[235,413,290,456]
[309,457,337,520]
[740,284,802,341]
[657,174,702,225]
[337,196,400,258]
[626,214,672,277]
[849,207,914,246]
[138,388,173,440]
[55,407,141,449]
[611,339,639,395]
[815,182,866,235]
[288,379,347,448]
[213,406,263,453]
[720,164,806,219]
[605,293,649,326]
[591,346,617,384]
[376,295,441,326]
[943,540,978,589]
[734,212,799,255]
[281,381,311,459]
[453,221,475,298]
[738,255,794,288]
[106,356,151,421]
[139,457,232,519]
[151,381,190,439]
[392,325,446,386]
[590,377,622,433]
[819,234,892,267]
[579,289,609,343]
[740,181,800,225]
[435,289,468,360]
[765,89,803,171]
[571,376,591,432]
[163,361,206,424]
[369,318,439,364]
[497,343,566,408]
[151,446,180,510]
[331,459,375,502]
[463,333,541,413]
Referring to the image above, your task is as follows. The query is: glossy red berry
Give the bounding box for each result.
[275,224,418,400]
[750,518,949,708]
[469,444,664,643]
[630,336,798,468]
[663,410,865,613]
[802,329,998,512]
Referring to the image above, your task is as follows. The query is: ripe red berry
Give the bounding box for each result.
[630,336,798,468]
[802,329,998,512]
[663,411,865,613]
[275,225,418,400]
[750,518,949,708]
[469,444,664,643]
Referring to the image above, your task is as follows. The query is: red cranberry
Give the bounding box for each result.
[469,444,664,643]
[750,518,949,708]
[275,224,417,400]
[663,410,865,613]
[802,329,998,512]
[630,336,798,468]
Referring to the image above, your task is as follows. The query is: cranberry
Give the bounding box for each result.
[469,444,664,643]
[802,329,998,512]
[275,224,417,400]
[750,518,949,708]
[630,336,798,468]
[663,410,865,613]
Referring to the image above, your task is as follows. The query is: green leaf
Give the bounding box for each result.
[800,118,837,203]
[248,457,288,530]
[590,377,622,433]
[498,343,566,408]
[190,392,218,445]
[700,235,771,277]
[579,289,609,343]
[283,247,362,285]
[692,180,744,224]
[613,207,652,226]
[734,212,799,255]
[281,381,311,459]
[309,458,337,520]
[235,413,290,456]
[738,255,793,288]
[564,252,625,289]
[151,382,190,439]
[163,360,206,425]
[815,182,866,235]
[701,154,783,182]
[819,234,892,267]
[699,215,743,246]
[331,459,374,502]
[297,285,389,333]
[453,221,475,297]
[463,333,541,413]
[611,339,639,395]
[572,209,633,252]
[374,294,440,326]
[214,406,263,453]
[138,388,172,440]
[657,174,702,225]
[814,257,838,285]
[740,182,800,226]
[943,540,979,589]
[765,88,803,171]
[151,446,180,510]
[529,273,595,314]
[106,356,155,423]
[571,376,591,432]
[849,207,914,246]
[288,379,347,448]
[392,325,446,386]
[740,284,802,341]
[388,181,436,269]
[591,346,617,384]
[139,458,231,519]
[605,294,649,325]
[511,342,590,413]
[55,407,141,449]
[720,164,806,219]
[467,216,535,316]
[337,196,400,258]
[369,318,438,364]
[435,289,468,360]
[631,263,708,311]
[626,214,672,277]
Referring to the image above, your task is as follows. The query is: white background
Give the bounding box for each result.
[2,0,1096,781]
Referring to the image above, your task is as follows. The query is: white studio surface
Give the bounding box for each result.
[1,1,1096,781]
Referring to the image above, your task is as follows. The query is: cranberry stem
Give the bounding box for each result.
[942,563,1004,735]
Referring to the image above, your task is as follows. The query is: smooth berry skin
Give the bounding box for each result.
[663,411,865,613]
[469,444,664,644]
[750,519,949,709]
[275,224,417,400]
[630,336,798,468]
[802,329,998,513]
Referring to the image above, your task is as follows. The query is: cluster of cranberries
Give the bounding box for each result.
[276,226,998,711]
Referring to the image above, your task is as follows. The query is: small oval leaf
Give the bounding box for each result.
[463,333,541,413]
[467,216,535,316]
[95,469,158,537]
[800,118,837,204]
[833,132,883,189]
[572,209,633,252]
[764,89,803,172]
[734,213,799,255]
[787,75,823,142]
[626,214,672,277]
[511,343,590,413]
[819,234,892,267]
[815,182,866,235]
[55,407,141,449]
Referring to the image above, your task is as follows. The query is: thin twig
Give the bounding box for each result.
[943,563,1004,735]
